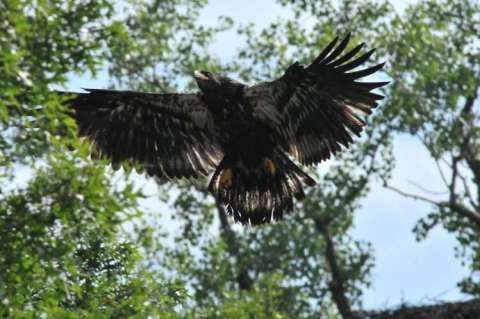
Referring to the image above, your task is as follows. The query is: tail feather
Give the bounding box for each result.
[209,152,315,225]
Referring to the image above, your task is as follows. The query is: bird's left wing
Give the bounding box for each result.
[245,34,388,165]
[66,89,222,179]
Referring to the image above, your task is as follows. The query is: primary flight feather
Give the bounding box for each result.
[65,34,388,225]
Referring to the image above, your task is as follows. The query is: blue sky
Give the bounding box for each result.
[67,0,470,310]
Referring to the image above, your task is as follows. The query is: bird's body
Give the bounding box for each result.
[64,34,388,225]
[201,81,274,170]
[191,72,318,223]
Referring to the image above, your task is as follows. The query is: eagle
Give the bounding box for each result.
[65,34,388,225]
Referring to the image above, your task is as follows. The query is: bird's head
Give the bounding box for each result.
[194,70,246,97]
[193,70,222,92]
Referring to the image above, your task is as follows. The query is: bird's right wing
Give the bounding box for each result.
[66,89,223,179]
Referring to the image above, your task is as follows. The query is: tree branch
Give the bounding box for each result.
[385,184,480,230]
[459,92,480,203]
[314,218,358,319]
[449,155,460,205]
[465,154,480,202]
[458,170,479,211]
[216,200,253,291]
[407,179,448,195]
[433,156,450,189]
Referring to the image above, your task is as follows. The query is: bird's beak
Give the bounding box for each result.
[193,70,209,81]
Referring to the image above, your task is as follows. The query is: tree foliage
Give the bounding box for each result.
[379,0,480,295]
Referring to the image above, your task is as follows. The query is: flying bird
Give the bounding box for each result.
[65,34,388,225]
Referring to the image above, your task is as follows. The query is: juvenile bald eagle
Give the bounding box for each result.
[66,34,388,225]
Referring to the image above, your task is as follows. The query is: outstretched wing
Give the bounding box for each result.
[245,34,388,165]
[66,89,222,179]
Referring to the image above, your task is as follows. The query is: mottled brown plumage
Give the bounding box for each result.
[64,34,388,225]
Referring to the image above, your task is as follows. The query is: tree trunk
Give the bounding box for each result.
[216,201,253,290]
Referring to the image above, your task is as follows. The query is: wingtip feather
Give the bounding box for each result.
[320,33,351,65]
[312,35,340,65]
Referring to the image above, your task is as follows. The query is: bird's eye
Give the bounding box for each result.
[203,71,212,78]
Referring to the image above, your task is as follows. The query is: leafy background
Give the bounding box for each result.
[1,0,479,318]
